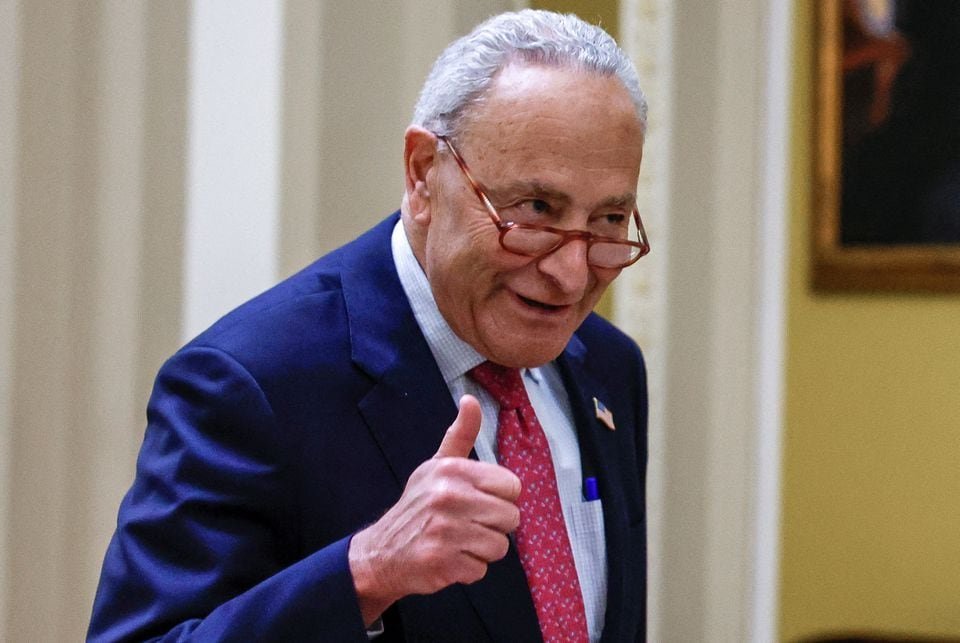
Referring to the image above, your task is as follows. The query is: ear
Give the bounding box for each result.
[403,126,439,224]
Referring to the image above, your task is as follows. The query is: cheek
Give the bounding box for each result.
[427,235,482,282]
[425,239,491,312]
[431,227,523,284]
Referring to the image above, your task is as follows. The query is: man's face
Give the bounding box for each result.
[405,64,644,368]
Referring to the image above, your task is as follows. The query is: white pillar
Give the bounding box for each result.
[617,0,792,640]
[183,0,284,339]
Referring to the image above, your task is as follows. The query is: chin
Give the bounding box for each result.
[487,338,568,369]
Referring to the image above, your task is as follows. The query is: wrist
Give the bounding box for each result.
[348,528,396,628]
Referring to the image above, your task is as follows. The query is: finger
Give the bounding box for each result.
[471,464,521,502]
[434,394,482,459]
[449,552,489,586]
[418,463,519,532]
[468,495,521,534]
[460,523,512,563]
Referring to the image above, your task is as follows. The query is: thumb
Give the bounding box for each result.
[434,394,482,459]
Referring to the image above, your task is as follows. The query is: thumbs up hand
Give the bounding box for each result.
[433,394,484,458]
[348,395,521,627]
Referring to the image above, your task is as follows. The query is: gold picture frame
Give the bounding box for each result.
[813,0,960,292]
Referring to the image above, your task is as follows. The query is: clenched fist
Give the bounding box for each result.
[348,395,521,626]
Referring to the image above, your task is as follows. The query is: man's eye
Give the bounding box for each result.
[524,199,551,214]
[591,212,630,237]
[593,212,627,229]
[508,199,552,221]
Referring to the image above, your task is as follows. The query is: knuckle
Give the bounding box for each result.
[462,560,488,584]
[508,473,522,498]
[434,457,462,477]
[430,559,460,589]
[493,534,510,560]
[422,513,454,540]
[431,481,461,510]
[509,506,521,530]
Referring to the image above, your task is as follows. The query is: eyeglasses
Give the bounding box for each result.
[436,134,650,269]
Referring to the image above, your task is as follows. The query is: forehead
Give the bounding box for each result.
[458,63,644,182]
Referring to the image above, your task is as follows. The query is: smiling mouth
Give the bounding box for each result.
[518,295,564,312]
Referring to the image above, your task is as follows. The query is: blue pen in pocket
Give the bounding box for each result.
[583,476,600,501]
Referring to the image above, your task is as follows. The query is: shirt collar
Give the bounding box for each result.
[391,219,485,384]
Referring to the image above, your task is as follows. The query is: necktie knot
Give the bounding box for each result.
[468,361,527,411]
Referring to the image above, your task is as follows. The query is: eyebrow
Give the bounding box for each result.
[487,181,636,210]
[486,181,570,205]
[599,193,638,209]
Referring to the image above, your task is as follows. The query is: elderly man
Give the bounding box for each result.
[89,9,649,642]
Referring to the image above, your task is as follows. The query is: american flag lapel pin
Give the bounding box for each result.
[593,397,616,431]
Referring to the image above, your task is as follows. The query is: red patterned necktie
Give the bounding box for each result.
[469,361,589,643]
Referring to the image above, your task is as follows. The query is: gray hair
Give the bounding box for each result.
[411,9,648,139]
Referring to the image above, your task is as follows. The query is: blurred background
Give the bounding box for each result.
[1,1,958,641]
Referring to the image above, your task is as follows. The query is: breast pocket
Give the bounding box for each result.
[566,498,607,638]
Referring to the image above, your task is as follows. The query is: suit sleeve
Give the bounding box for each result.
[87,346,369,642]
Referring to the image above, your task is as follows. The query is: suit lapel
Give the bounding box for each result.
[341,214,455,488]
[557,334,637,643]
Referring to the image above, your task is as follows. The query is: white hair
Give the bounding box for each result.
[411,9,648,139]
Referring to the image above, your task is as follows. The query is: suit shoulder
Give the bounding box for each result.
[577,313,644,361]
[179,214,400,370]
[188,265,346,359]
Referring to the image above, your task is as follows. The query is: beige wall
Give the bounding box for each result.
[1,3,187,640]
[0,1,517,639]
[779,3,960,640]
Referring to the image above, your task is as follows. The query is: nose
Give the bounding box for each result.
[536,237,591,295]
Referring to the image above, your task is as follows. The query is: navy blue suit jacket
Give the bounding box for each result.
[88,213,648,642]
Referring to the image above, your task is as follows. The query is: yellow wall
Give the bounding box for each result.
[531,0,618,38]
[779,3,960,640]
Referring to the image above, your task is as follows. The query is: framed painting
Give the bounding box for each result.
[813,0,960,292]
